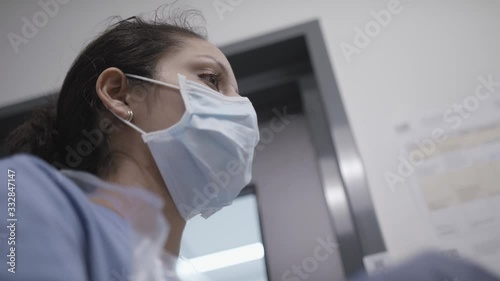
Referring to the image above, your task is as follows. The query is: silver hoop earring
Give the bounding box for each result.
[125,110,133,122]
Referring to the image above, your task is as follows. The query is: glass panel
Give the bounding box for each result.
[180,194,268,281]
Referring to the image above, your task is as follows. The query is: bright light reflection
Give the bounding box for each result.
[189,242,265,272]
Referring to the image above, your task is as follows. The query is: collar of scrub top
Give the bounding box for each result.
[59,169,171,281]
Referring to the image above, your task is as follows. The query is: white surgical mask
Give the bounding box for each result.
[113,73,260,220]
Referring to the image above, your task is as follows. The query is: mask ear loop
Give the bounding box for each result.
[125,74,180,91]
[108,109,147,135]
[106,73,183,135]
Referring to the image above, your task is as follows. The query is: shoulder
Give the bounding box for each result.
[0,153,133,280]
[1,152,63,174]
[0,153,63,184]
[0,153,89,214]
[0,152,89,242]
[0,153,89,279]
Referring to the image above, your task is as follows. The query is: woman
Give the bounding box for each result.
[3,5,499,281]
[0,7,259,281]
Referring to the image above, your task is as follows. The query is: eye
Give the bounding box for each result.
[199,72,221,90]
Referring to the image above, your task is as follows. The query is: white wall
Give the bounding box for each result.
[2,0,500,270]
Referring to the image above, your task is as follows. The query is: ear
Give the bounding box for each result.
[96,67,130,120]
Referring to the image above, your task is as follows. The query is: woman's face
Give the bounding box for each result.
[129,37,240,134]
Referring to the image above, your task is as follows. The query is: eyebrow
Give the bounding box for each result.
[196,54,240,94]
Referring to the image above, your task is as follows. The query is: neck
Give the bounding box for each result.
[103,151,186,256]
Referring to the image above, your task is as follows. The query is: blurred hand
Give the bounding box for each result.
[350,252,499,281]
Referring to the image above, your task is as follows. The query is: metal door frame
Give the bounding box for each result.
[221,20,386,278]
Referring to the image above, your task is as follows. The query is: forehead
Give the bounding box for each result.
[172,38,234,74]
[180,38,226,59]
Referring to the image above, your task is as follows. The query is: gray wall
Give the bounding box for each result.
[253,115,345,281]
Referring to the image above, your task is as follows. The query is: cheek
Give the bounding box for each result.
[129,87,186,133]
[149,90,186,131]
[224,86,240,97]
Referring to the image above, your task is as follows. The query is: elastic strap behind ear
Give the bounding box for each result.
[108,108,147,135]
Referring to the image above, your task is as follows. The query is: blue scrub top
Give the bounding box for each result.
[0,154,133,281]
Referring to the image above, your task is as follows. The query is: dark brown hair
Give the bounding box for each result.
[5,5,206,176]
